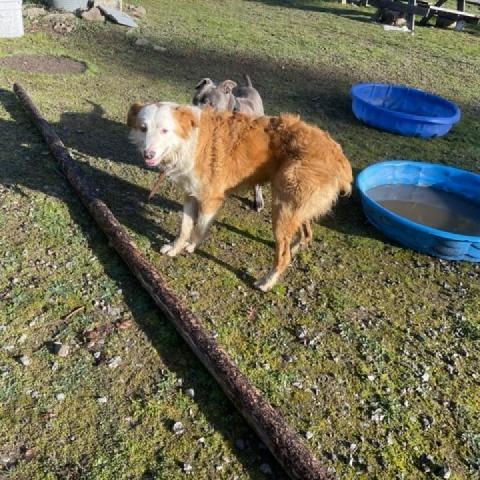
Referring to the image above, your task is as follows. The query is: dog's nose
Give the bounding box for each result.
[144,149,156,160]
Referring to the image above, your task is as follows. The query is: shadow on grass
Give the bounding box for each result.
[0,87,291,478]
[246,0,374,23]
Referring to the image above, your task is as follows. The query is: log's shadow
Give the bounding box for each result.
[0,87,289,479]
[245,0,375,24]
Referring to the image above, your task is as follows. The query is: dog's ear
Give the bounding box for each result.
[195,78,214,90]
[127,102,144,128]
[173,106,199,138]
[218,80,237,94]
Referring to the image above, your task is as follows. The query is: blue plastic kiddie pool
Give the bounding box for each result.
[350,83,461,138]
[357,161,480,261]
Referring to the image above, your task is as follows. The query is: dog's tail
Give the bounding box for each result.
[243,74,253,88]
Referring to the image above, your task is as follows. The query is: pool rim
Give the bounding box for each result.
[356,160,480,243]
[350,82,461,126]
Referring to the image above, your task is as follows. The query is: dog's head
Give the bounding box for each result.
[127,102,199,167]
[192,78,237,111]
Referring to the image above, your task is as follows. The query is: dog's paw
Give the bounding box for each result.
[254,272,278,292]
[253,198,265,212]
[184,241,196,254]
[160,243,179,256]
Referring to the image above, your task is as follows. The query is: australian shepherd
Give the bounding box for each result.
[128,102,352,291]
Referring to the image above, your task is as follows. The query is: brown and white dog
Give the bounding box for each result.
[128,102,352,291]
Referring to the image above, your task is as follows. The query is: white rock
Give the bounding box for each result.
[135,37,150,47]
[108,356,122,369]
[172,421,185,435]
[81,7,105,22]
[18,355,30,366]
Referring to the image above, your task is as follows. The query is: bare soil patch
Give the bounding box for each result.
[0,54,86,74]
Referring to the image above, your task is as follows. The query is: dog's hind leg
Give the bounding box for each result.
[291,220,313,255]
[160,196,197,257]
[253,184,264,212]
[255,203,300,291]
[301,221,313,247]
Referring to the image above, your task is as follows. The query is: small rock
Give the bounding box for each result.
[81,7,105,22]
[182,462,192,474]
[438,465,452,479]
[56,393,65,401]
[305,431,314,440]
[153,45,167,52]
[185,388,195,399]
[18,355,30,366]
[53,342,70,358]
[135,37,150,47]
[173,421,185,435]
[421,372,430,382]
[260,463,272,475]
[175,378,184,388]
[108,356,122,369]
[97,396,108,404]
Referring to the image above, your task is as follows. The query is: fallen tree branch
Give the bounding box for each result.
[14,83,333,480]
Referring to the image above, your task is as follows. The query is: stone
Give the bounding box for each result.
[97,396,108,403]
[108,356,122,369]
[81,7,105,22]
[18,355,30,366]
[173,421,185,435]
[98,5,137,27]
[185,388,195,399]
[438,466,452,479]
[135,37,150,47]
[182,462,192,474]
[53,342,70,357]
[56,393,65,401]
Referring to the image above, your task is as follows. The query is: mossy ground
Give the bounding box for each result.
[1,1,479,478]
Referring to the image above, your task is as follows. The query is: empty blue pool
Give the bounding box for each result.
[350,83,461,138]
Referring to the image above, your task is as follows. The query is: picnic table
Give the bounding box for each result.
[367,0,480,30]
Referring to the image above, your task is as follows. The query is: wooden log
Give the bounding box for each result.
[13,83,334,480]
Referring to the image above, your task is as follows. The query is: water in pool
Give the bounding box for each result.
[367,184,480,236]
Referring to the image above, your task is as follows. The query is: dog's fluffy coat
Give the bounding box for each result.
[128,102,352,291]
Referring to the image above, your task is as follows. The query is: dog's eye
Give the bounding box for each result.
[140,125,147,133]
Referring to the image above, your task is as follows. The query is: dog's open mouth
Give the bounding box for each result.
[144,148,168,167]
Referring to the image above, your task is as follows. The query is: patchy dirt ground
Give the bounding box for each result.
[0,1,479,479]
[0,54,86,74]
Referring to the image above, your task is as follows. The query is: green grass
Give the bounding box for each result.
[1,1,480,478]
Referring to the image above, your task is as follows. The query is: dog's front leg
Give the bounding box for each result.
[184,198,223,253]
[160,196,197,257]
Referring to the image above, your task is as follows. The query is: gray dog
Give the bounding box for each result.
[192,75,265,212]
